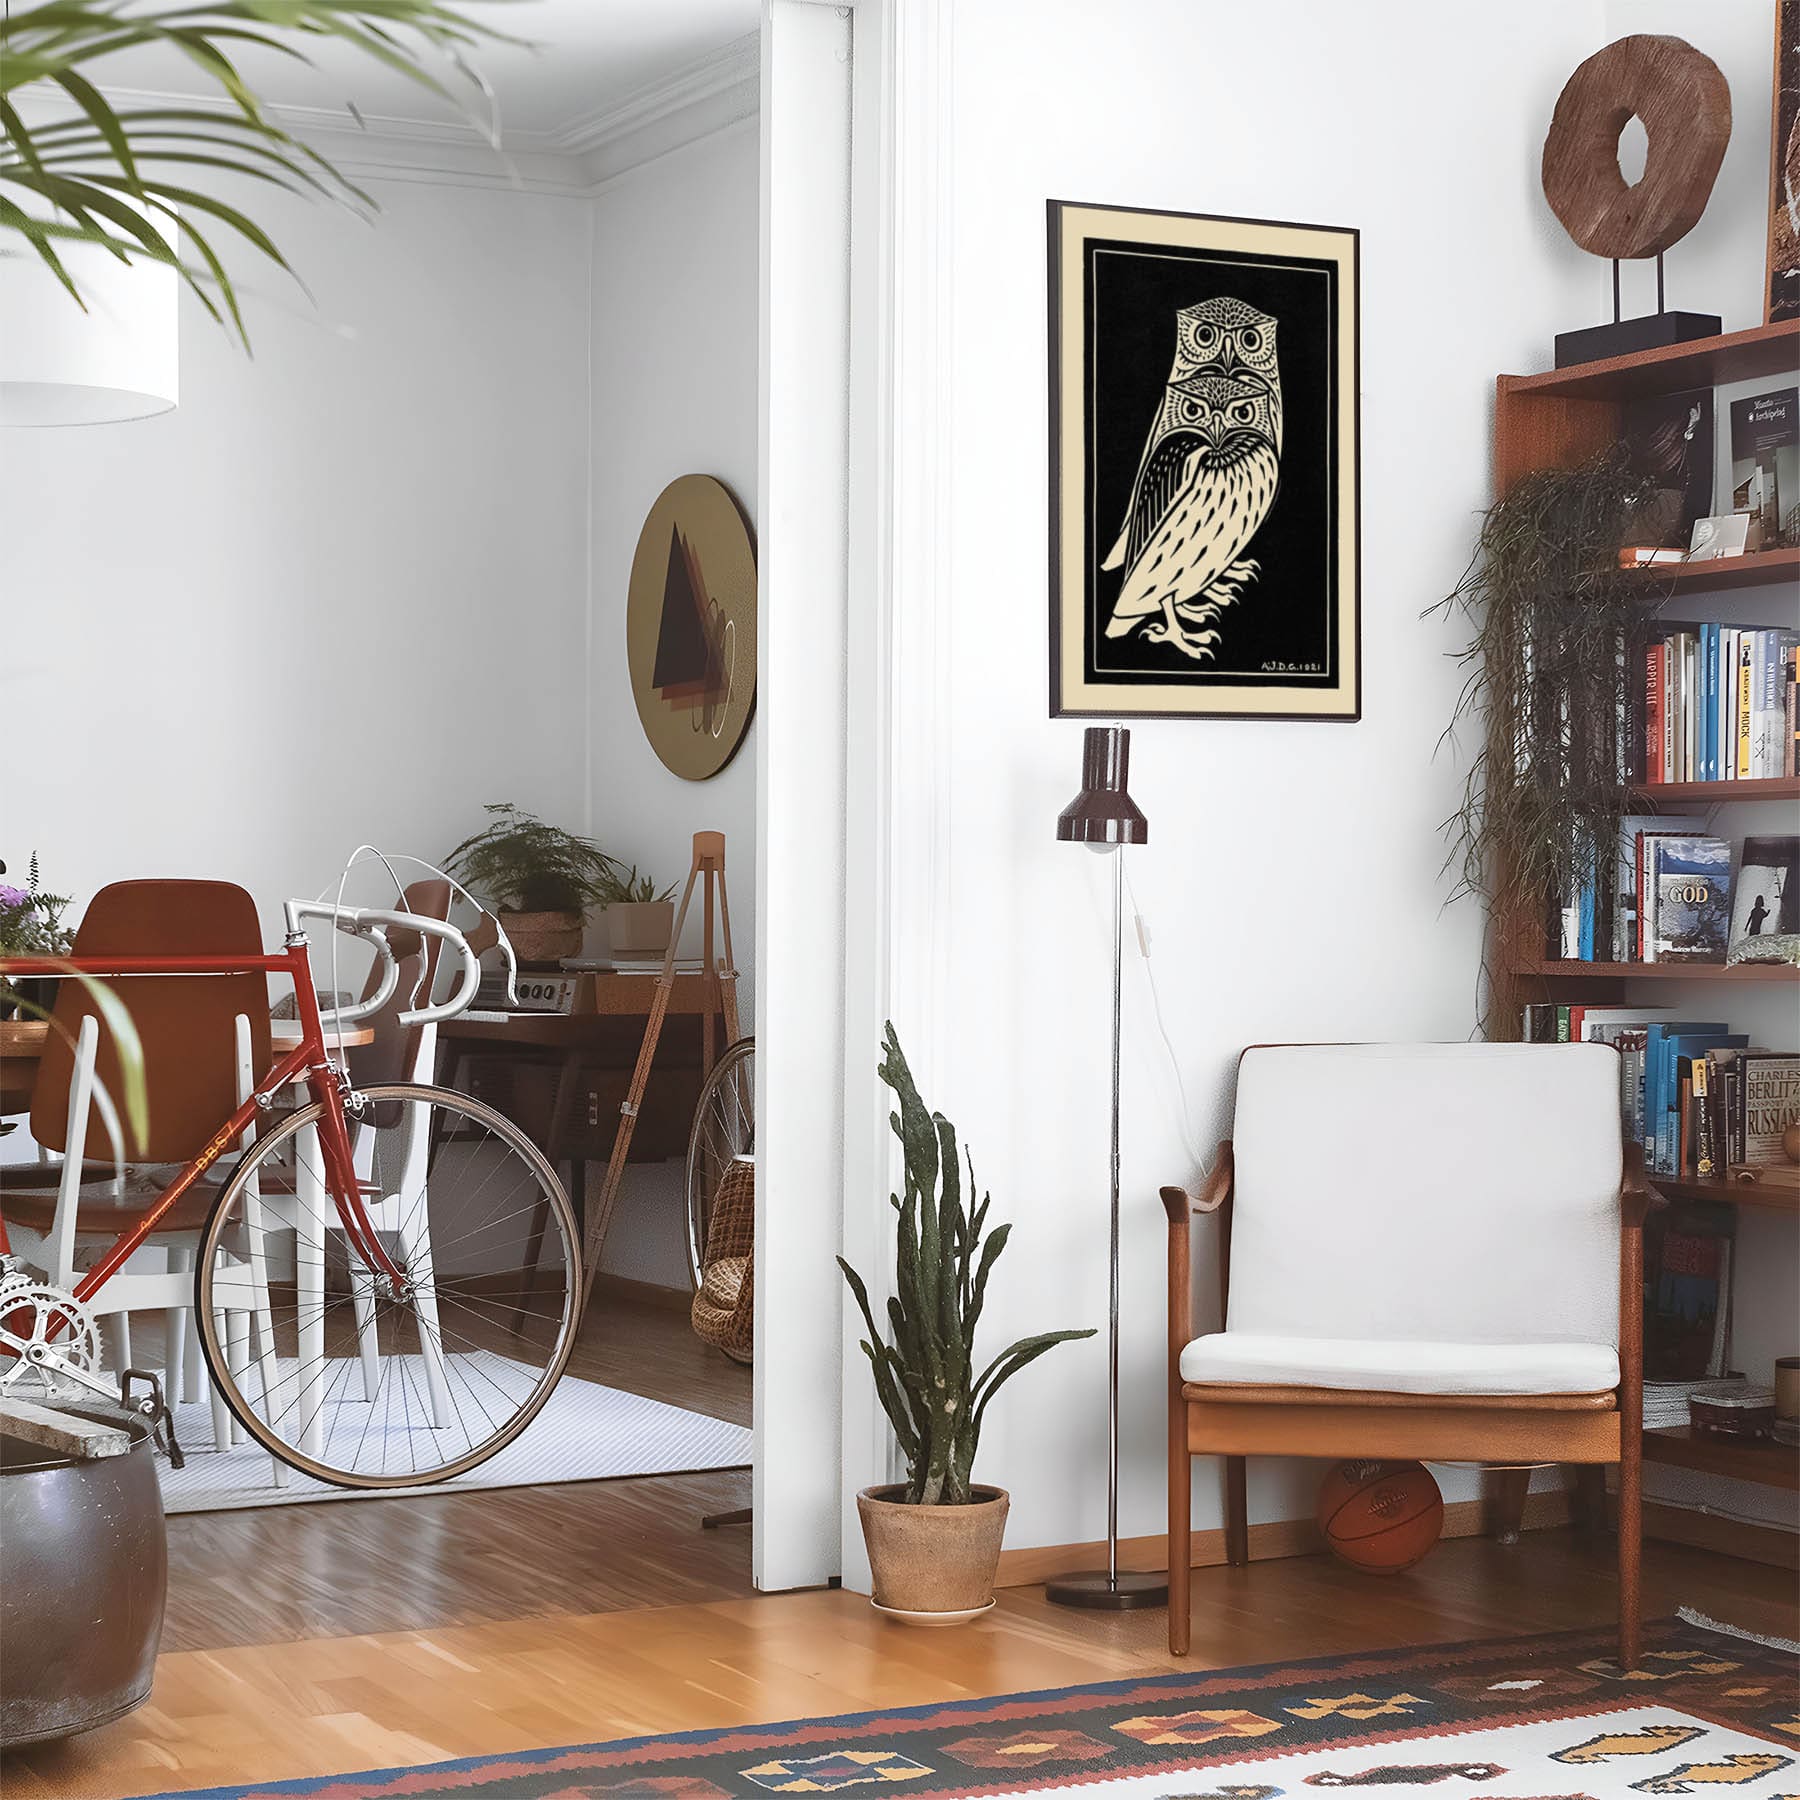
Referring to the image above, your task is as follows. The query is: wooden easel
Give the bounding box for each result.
[580,831,740,1312]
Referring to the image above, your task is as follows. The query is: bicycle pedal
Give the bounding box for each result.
[121,1367,185,1470]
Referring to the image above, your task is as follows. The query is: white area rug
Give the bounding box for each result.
[155,1366,751,1513]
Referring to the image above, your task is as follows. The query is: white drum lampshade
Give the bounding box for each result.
[0,214,178,426]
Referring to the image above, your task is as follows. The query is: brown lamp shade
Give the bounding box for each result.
[1056,725,1148,847]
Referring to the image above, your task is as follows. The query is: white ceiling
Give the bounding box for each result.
[95,0,762,148]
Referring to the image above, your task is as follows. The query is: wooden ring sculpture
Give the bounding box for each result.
[1542,34,1731,260]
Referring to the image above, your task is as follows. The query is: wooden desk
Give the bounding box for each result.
[437,974,733,1258]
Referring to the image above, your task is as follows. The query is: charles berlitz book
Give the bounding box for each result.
[1646,836,1732,962]
[1739,1053,1800,1166]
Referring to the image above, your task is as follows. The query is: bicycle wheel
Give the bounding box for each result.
[195,1082,581,1488]
[685,1037,755,1290]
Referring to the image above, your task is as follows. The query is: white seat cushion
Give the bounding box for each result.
[1180,1332,1619,1397]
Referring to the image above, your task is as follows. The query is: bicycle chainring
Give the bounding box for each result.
[0,1279,104,1398]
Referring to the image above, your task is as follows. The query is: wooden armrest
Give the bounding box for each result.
[1161,1142,1234,1222]
[1620,1140,1661,1229]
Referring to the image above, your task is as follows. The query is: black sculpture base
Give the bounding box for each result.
[1044,1568,1169,1610]
[1554,310,1721,368]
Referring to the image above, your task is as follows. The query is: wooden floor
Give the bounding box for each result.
[7,1299,1798,1798]
[7,1531,1796,1800]
[160,1285,755,1651]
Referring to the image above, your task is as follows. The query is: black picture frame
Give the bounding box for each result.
[1048,199,1362,721]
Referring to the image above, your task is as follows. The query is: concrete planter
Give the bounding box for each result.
[0,1406,166,1746]
[499,909,585,968]
[856,1484,1008,1623]
[604,900,675,959]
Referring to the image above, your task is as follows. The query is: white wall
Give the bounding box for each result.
[2,177,592,924]
[877,0,1663,1556]
[586,119,763,1285]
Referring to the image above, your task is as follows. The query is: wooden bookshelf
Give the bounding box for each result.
[1643,1426,1800,1491]
[1490,325,1800,1561]
[1626,546,1800,595]
[1512,959,1800,983]
[1495,321,1800,490]
[1628,775,1800,804]
[1502,319,1800,404]
[1648,1173,1800,1215]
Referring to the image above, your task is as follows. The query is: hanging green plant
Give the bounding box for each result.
[1429,446,1668,1030]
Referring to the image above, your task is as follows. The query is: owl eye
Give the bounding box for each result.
[1177,396,1203,423]
[1228,400,1256,424]
[1196,324,1217,346]
[1239,327,1261,354]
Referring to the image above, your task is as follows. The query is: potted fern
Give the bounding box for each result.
[838,1025,1094,1623]
[445,805,618,967]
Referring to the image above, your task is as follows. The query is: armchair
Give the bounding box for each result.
[1163,1042,1648,1667]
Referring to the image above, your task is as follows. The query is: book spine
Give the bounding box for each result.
[1737,635,1754,778]
[1670,1065,1684,1180]
[1701,623,1717,783]
[1675,633,1691,783]
[1719,627,1737,780]
[1645,641,1663,785]
[1555,1005,1571,1044]
[1788,646,1799,779]
[1666,639,1680,783]
[1695,1057,1715,1178]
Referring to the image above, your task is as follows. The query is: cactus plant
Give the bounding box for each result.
[838,1024,1094,1506]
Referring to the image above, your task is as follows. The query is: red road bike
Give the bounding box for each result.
[0,900,581,1488]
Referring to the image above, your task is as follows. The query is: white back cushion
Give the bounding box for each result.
[1227,1044,1622,1348]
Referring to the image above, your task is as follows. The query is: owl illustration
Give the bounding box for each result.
[1101,307,1282,663]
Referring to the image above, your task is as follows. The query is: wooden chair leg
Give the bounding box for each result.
[1487,1466,1531,1544]
[1168,1444,1191,1655]
[1570,1464,1608,1541]
[1173,1447,1188,1656]
[1224,1455,1248,1567]
[1617,1446,1642,1670]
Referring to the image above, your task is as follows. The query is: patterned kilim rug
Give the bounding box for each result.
[134,1612,1797,1800]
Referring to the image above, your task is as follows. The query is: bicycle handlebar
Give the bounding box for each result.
[282,900,506,1028]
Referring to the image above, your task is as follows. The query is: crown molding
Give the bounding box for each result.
[14,32,761,196]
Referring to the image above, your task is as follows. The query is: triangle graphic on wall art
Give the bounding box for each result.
[652,525,725,707]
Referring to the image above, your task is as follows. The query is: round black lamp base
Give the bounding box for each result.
[1043,1568,1169,1610]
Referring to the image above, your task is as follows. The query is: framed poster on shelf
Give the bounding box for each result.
[1048,200,1360,721]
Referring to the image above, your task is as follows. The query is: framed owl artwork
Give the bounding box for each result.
[1048,201,1361,721]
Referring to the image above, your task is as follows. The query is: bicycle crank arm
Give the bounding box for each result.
[0,1326,119,1404]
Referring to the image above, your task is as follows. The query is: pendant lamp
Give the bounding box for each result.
[0,215,178,426]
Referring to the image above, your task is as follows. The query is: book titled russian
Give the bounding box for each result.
[1739,1053,1800,1167]
[1647,836,1732,962]
[1730,387,1799,546]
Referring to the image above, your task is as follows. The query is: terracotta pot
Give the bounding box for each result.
[856,1484,1008,1621]
[605,900,675,958]
[499,909,585,969]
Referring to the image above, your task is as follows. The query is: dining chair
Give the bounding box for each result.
[1162,1042,1648,1668]
[2,879,284,1471]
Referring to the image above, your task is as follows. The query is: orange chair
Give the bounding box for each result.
[2,880,275,1457]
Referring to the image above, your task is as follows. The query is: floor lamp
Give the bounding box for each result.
[1045,725,1166,1611]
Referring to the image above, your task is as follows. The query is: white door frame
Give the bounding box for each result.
[755,0,953,1593]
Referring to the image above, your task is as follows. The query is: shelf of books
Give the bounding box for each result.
[1494,324,1800,1534]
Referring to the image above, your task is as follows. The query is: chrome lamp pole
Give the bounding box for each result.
[1045,725,1166,1611]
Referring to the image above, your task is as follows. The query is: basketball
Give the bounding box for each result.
[1315,1460,1443,1574]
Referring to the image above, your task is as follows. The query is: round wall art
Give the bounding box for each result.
[625,474,757,781]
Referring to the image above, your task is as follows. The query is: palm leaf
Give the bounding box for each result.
[0,0,521,343]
